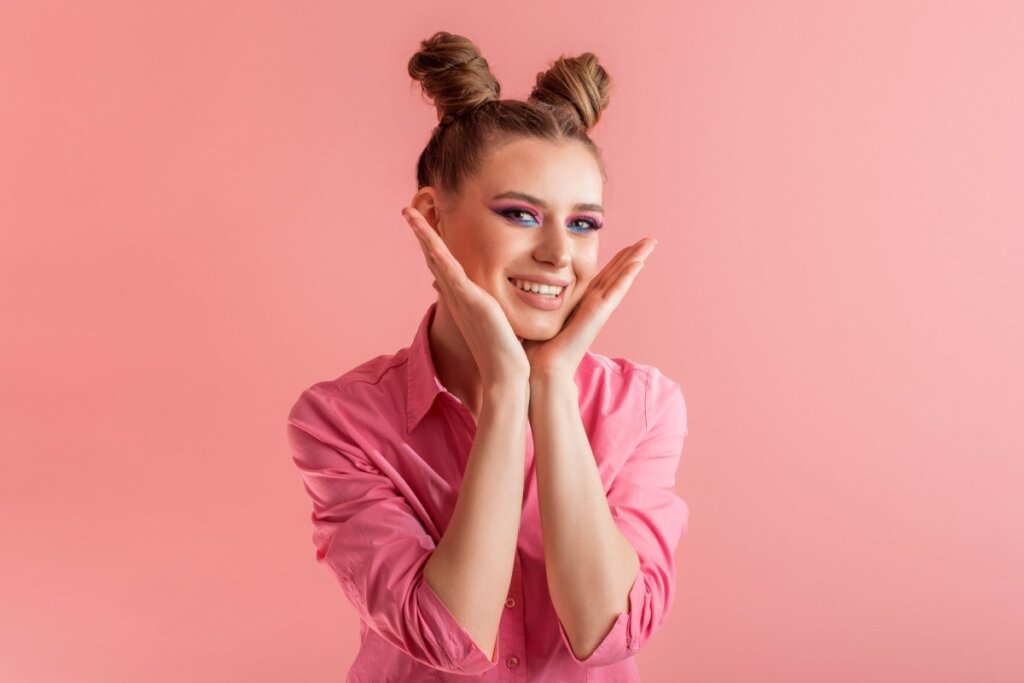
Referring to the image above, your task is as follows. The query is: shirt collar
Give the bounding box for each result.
[404,300,597,434]
[405,301,446,433]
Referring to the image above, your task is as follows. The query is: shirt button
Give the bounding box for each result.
[505,655,519,669]
[505,597,516,608]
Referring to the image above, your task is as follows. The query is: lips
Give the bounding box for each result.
[508,278,566,311]
[506,275,572,287]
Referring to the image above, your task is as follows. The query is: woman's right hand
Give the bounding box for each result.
[402,206,531,387]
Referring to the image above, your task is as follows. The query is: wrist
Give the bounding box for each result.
[483,378,531,404]
[528,370,577,391]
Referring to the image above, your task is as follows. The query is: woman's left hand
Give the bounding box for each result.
[523,237,658,381]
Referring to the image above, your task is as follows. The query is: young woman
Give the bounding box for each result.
[287,31,690,682]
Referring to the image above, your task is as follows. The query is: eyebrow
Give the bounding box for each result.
[491,191,603,214]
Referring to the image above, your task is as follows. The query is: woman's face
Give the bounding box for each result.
[414,136,604,342]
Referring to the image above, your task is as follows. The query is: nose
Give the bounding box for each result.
[532,221,572,269]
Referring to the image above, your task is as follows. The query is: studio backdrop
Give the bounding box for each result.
[1,2,1021,682]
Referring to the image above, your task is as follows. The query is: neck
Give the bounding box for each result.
[428,299,485,420]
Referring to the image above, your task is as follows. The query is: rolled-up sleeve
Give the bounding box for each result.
[557,366,690,667]
[286,387,499,675]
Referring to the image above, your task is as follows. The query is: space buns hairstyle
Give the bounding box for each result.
[407,30,611,204]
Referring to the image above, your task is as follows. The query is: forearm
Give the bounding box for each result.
[529,373,640,660]
[424,379,529,659]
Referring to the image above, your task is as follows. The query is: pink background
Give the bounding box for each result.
[2,2,1022,681]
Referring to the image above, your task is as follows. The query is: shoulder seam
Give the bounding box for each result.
[308,352,411,400]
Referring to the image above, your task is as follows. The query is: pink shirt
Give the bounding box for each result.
[286,301,689,682]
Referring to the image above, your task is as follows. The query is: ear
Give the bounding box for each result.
[409,187,444,236]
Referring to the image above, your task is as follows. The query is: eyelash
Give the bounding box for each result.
[498,207,602,233]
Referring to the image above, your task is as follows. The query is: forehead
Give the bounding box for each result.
[472,137,603,207]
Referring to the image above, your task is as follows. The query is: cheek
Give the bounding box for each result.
[572,264,599,298]
[450,236,492,278]
[576,254,599,281]
[477,239,517,275]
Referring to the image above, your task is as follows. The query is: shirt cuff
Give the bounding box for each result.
[418,575,500,674]
[557,567,646,667]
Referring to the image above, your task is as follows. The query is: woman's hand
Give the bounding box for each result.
[523,237,657,381]
[403,206,531,387]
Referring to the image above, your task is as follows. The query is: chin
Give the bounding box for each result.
[499,294,565,341]
[512,317,562,342]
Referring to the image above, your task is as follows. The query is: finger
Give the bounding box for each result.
[590,239,647,292]
[427,257,458,310]
[426,250,458,307]
[603,259,646,307]
[405,221,482,325]
[563,245,652,354]
[405,209,435,263]
[592,244,635,288]
[403,208,452,284]
[403,207,468,296]
[404,207,454,264]
[404,210,458,304]
[597,239,656,294]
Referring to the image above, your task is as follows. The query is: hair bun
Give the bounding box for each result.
[529,52,611,133]
[407,31,501,127]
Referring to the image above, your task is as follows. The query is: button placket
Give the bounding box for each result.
[497,551,527,681]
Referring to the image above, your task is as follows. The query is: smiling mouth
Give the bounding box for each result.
[507,278,565,296]
[506,277,568,297]
[507,277,568,311]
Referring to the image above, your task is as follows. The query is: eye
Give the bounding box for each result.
[569,217,602,233]
[497,207,540,225]
[497,207,602,233]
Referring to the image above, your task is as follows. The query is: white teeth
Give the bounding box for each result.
[512,279,564,296]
